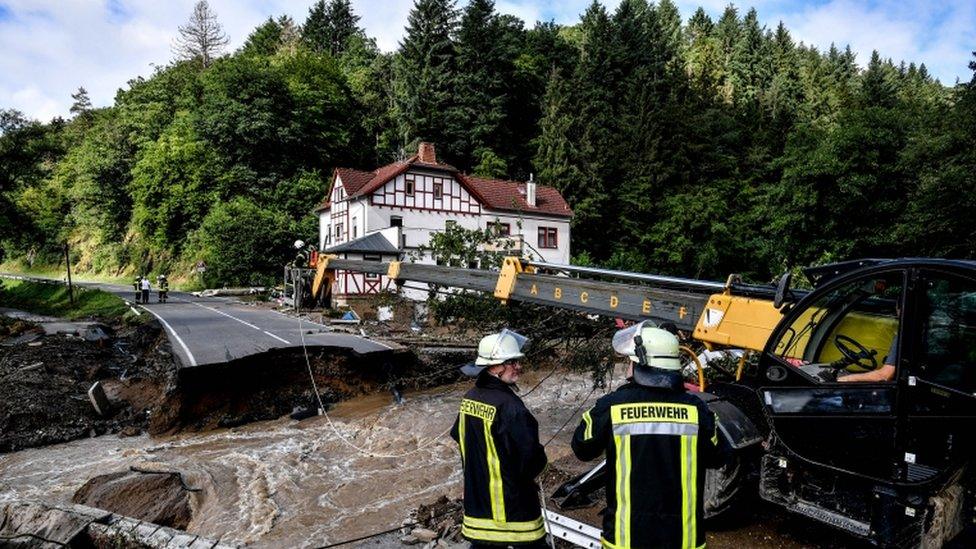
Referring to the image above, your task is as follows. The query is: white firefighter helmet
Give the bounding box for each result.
[460,329,529,376]
[612,320,681,371]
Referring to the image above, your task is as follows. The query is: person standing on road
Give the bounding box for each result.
[572,322,724,549]
[450,329,549,548]
[140,276,151,304]
[157,275,169,303]
[133,275,142,304]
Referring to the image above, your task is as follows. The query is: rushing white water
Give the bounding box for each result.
[0,368,608,547]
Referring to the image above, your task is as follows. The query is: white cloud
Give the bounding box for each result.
[0,1,972,122]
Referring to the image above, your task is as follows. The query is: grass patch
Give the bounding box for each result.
[0,279,130,320]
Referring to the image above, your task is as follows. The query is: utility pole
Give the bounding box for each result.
[63,241,74,305]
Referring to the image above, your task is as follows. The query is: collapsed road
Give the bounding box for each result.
[1,274,395,367]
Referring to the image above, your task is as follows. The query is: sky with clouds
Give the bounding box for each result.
[0,0,973,122]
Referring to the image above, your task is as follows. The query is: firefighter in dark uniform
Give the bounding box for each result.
[572,322,723,549]
[133,275,142,304]
[450,330,549,547]
[157,275,169,303]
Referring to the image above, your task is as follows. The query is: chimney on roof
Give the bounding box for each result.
[418,142,436,164]
[526,173,537,207]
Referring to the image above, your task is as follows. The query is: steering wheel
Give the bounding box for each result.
[833,335,878,370]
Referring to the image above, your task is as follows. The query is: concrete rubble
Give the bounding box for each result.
[0,501,236,548]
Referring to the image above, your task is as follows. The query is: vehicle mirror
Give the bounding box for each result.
[774,271,794,310]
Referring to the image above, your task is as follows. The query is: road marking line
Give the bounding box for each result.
[263,330,290,344]
[191,302,262,330]
[190,301,291,345]
[139,306,197,367]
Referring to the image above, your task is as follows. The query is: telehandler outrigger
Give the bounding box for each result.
[317,256,976,547]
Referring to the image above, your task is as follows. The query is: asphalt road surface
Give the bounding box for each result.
[109,286,395,367]
[5,275,395,368]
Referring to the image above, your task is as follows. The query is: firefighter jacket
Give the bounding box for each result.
[450,371,548,545]
[572,369,722,549]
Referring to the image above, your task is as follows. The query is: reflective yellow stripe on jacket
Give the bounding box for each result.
[609,402,702,549]
[582,409,594,440]
[462,515,546,543]
[459,399,545,543]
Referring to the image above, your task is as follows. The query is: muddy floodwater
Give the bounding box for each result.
[0,367,606,547]
[0,361,864,549]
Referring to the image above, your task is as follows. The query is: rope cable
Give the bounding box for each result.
[298,313,454,460]
[312,502,461,549]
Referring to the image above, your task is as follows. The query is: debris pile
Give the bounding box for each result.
[399,496,465,547]
[0,317,174,452]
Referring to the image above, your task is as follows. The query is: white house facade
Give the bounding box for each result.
[315,143,573,300]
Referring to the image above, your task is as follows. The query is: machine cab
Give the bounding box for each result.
[759,260,976,483]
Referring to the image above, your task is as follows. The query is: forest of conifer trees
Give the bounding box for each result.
[1,0,974,286]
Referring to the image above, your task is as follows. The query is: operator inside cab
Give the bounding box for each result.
[776,274,903,383]
[838,334,896,382]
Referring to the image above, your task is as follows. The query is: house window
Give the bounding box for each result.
[433,180,443,199]
[352,217,358,239]
[538,227,558,249]
[390,216,403,228]
[336,187,345,200]
[405,176,415,196]
[364,254,381,279]
[488,222,511,236]
[335,223,343,240]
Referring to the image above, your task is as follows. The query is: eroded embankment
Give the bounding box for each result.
[150,343,471,434]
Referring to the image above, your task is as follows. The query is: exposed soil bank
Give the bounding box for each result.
[151,345,471,435]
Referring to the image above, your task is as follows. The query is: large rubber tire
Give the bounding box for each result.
[703,449,752,520]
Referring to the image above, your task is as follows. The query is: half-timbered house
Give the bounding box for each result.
[315,142,573,301]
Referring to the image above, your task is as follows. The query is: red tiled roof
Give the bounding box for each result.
[314,155,572,218]
[460,175,573,218]
[335,167,376,194]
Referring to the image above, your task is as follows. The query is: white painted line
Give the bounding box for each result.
[191,301,292,345]
[191,302,262,330]
[263,330,291,345]
[139,306,197,367]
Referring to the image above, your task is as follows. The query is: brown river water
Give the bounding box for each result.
[0,368,608,547]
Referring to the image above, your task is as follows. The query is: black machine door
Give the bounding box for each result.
[760,268,906,479]
[900,268,976,483]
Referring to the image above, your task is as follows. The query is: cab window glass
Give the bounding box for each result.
[773,272,902,380]
[917,273,976,393]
